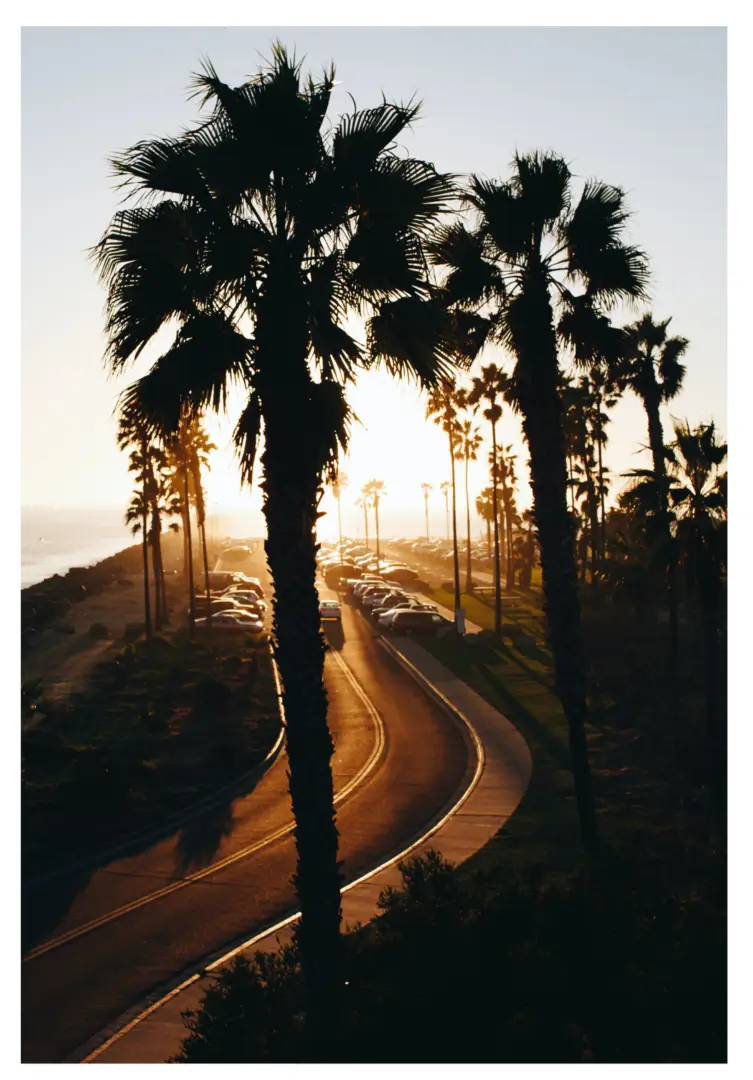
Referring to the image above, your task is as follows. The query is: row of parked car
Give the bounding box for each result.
[346,575,453,637]
[192,571,267,635]
[389,536,493,570]
[318,540,420,586]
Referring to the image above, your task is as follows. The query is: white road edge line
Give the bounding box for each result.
[80,637,484,1064]
[26,652,382,965]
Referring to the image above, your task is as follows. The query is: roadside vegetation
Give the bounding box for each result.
[22,631,281,878]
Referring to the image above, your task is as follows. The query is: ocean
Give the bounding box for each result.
[21,507,138,590]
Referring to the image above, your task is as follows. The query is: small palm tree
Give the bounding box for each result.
[439,480,451,540]
[669,419,726,796]
[427,379,464,624]
[455,415,483,591]
[356,494,369,549]
[118,402,156,639]
[364,480,386,570]
[617,313,689,653]
[330,471,348,564]
[476,488,495,560]
[468,364,509,633]
[420,482,432,540]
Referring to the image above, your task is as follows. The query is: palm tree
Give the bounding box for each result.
[165,421,199,636]
[497,444,519,591]
[356,494,369,549]
[183,416,217,628]
[468,364,509,634]
[617,313,689,656]
[427,380,464,625]
[430,152,650,854]
[93,46,467,1044]
[668,419,727,801]
[439,480,451,540]
[330,472,348,564]
[117,403,155,640]
[476,489,494,560]
[455,416,483,592]
[421,482,432,540]
[364,480,386,570]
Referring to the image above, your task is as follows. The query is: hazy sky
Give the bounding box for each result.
[21,26,726,538]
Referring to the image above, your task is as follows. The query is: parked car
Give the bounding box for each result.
[224,580,264,600]
[319,599,342,621]
[195,610,264,633]
[383,609,454,636]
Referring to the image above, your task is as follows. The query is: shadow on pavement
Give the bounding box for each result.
[323,622,345,651]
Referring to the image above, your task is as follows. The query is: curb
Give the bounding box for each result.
[74,644,486,1064]
[23,652,287,892]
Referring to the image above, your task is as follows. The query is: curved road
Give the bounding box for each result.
[22,578,470,1063]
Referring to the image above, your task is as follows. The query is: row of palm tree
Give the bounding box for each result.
[119,402,215,639]
[93,45,723,1050]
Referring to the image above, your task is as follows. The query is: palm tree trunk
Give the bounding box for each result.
[363,502,369,549]
[154,518,169,625]
[513,284,598,855]
[182,467,196,637]
[486,517,492,561]
[490,422,502,634]
[464,453,473,592]
[337,493,343,564]
[449,428,462,622]
[374,498,381,571]
[644,389,679,658]
[256,267,343,1054]
[150,512,162,630]
[594,394,607,561]
[192,460,213,632]
[582,455,599,584]
[499,458,514,590]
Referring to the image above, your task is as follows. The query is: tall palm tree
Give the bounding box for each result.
[497,444,519,591]
[183,415,217,628]
[455,417,483,592]
[364,479,386,570]
[124,482,152,639]
[430,152,650,854]
[439,480,451,540]
[165,422,199,636]
[468,364,509,633]
[618,313,689,656]
[93,47,469,1044]
[420,482,433,540]
[427,380,464,625]
[330,471,348,564]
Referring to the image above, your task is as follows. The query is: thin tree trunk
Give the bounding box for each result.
[594,392,607,561]
[499,456,514,590]
[486,517,492,561]
[464,453,473,592]
[150,513,162,630]
[337,494,343,564]
[582,453,599,584]
[363,503,369,549]
[374,498,381,572]
[513,282,599,856]
[155,519,169,625]
[490,422,502,634]
[449,428,462,621]
[183,467,196,638]
[644,388,679,658]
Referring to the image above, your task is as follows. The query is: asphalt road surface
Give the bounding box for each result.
[22,559,469,1063]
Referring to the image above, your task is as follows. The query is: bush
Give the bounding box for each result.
[88,622,110,640]
[173,852,726,1064]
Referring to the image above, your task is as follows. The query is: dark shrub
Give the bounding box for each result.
[88,622,110,639]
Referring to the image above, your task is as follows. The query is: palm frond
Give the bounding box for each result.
[234,393,263,489]
[367,296,461,387]
[468,176,531,261]
[332,99,421,179]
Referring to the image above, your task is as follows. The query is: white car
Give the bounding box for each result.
[319,600,342,621]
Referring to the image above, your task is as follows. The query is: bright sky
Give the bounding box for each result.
[21,25,726,540]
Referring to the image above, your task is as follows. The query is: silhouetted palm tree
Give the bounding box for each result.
[430,151,650,854]
[93,47,468,1043]
[476,489,494,560]
[468,364,509,633]
[364,479,386,570]
[455,416,483,591]
[330,472,348,563]
[439,480,451,540]
[668,419,727,802]
[356,494,369,549]
[421,482,432,539]
[118,403,155,640]
[183,416,216,628]
[617,313,689,657]
[427,379,464,624]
